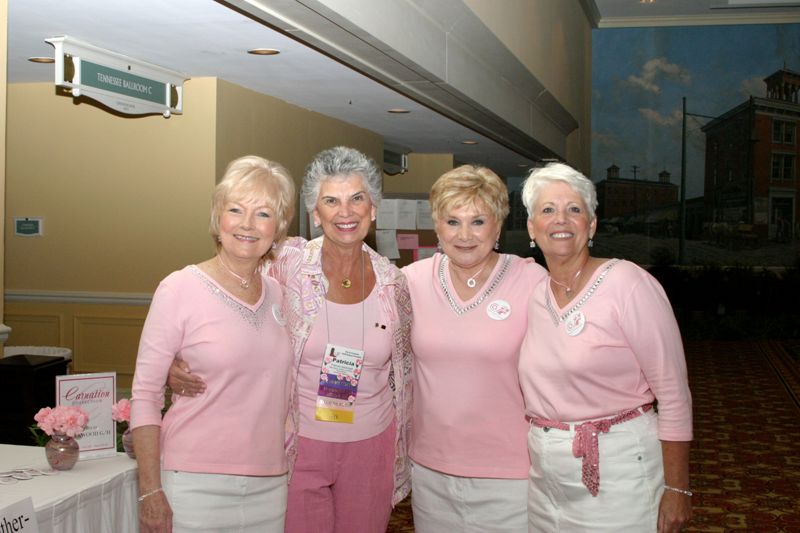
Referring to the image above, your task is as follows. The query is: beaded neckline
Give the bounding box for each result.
[438,254,511,316]
[545,259,620,326]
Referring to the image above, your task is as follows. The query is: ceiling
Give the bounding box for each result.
[8,1,800,177]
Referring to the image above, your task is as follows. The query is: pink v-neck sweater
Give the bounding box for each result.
[131,266,293,475]
[404,253,547,478]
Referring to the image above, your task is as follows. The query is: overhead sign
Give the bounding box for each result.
[45,36,186,117]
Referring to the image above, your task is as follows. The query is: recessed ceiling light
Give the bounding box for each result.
[28,57,54,63]
[517,163,529,168]
[247,48,280,56]
[387,108,411,114]
[461,140,479,145]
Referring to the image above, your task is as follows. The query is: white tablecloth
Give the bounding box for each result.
[0,444,138,533]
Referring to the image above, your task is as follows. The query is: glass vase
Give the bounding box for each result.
[45,432,80,470]
[122,428,136,459]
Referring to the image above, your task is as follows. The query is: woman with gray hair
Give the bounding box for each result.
[274,146,412,533]
[518,162,692,532]
[170,146,412,532]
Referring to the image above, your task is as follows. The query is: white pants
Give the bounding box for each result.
[162,470,288,533]
[411,461,528,533]
[527,409,664,533]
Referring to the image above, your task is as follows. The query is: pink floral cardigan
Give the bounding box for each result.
[268,236,413,506]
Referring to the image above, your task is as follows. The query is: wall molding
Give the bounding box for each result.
[5,289,152,306]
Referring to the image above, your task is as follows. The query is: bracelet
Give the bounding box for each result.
[664,485,693,497]
[137,487,164,502]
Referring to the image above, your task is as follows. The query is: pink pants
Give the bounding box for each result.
[284,421,396,533]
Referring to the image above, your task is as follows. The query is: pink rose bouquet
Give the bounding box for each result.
[33,406,89,437]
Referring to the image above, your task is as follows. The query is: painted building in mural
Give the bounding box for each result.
[702,68,799,241]
[595,164,679,220]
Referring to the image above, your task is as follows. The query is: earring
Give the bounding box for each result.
[530,240,536,249]
[494,240,500,251]
[588,238,594,248]
[314,220,320,228]
[271,242,277,250]
[437,241,443,253]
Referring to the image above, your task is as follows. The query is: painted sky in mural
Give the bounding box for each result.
[592,23,800,199]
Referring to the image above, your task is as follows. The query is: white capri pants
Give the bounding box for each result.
[527,409,665,533]
[411,461,528,533]
[161,470,288,533]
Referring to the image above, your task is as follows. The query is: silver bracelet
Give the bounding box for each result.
[664,485,692,497]
[137,487,164,502]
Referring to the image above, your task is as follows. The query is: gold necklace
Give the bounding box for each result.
[217,255,255,290]
[340,252,364,289]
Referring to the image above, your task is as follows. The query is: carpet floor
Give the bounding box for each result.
[387,340,800,532]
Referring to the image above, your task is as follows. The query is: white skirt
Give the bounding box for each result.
[526,409,664,532]
[162,470,288,533]
[411,461,528,533]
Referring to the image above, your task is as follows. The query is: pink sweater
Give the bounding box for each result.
[130,266,293,475]
[518,259,693,441]
[404,254,547,478]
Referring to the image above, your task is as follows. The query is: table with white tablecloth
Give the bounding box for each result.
[0,444,138,533]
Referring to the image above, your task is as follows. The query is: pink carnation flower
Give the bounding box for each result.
[112,399,131,423]
[34,405,89,437]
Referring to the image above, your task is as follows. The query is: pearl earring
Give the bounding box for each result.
[530,240,536,248]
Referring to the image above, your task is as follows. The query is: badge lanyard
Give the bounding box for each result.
[315,251,366,424]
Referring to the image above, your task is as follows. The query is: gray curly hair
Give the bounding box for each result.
[301,146,382,213]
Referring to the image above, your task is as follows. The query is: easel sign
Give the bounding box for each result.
[0,497,39,533]
[56,372,117,459]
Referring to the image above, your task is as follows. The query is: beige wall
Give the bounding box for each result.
[214,79,383,234]
[0,0,7,333]
[4,78,383,385]
[6,79,218,294]
[463,0,593,170]
[383,153,454,195]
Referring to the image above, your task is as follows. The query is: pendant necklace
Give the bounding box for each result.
[340,253,362,289]
[217,255,254,290]
[550,258,589,297]
[465,263,488,288]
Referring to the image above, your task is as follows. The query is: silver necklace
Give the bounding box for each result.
[439,254,511,316]
[465,263,488,288]
[217,255,255,290]
[549,258,589,296]
[545,259,620,326]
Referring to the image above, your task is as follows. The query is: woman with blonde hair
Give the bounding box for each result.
[403,164,547,532]
[131,155,296,533]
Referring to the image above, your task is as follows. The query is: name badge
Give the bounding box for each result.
[487,299,511,320]
[315,343,365,424]
[272,304,286,326]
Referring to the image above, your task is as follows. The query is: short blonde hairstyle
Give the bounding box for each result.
[430,165,509,225]
[209,155,296,262]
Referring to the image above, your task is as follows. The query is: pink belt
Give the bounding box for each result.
[531,403,653,497]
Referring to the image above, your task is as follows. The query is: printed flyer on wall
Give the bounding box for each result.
[56,372,116,459]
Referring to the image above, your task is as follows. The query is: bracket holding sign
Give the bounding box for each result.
[45,35,186,118]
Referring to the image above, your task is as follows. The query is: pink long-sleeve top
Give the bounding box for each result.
[404,253,547,479]
[518,259,693,441]
[130,265,293,476]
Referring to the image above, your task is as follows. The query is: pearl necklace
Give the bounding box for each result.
[217,255,255,290]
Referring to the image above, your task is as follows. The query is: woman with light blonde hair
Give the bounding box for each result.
[403,164,547,533]
[131,155,296,533]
